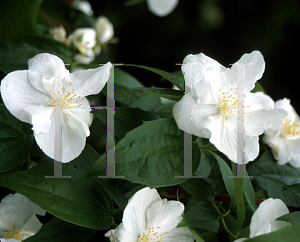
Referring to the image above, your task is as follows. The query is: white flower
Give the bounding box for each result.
[49,25,70,45]
[71,0,93,16]
[173,51,288,163]
[147,0,179,17]
[69,28,97,60]
[0,193,46,241]
[0,53,111,162]
[94,16,114,44]
[263,98,300,168]
[74,53,95,64]
[105,187,194,242]
[234,198,291,241]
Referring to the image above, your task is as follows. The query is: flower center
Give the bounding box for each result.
[281,117,300,138]
[4,227,27,241]
[138,226,168,242]
[217,88,246,120]
[46,82,84,115]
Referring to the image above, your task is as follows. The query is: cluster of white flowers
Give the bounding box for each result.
[0,193,46,241]
[50,1,114,64]
[105,187,194,242]
[173,51,300,166]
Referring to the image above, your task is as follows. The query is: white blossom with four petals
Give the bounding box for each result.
[105,187,194,242]
[234,198,291,241]
[263,98,300,168]
[0,53,111,162]
[0,193,46,242]
[173,51,288,163]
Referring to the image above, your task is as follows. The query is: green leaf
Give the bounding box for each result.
[0,165,113,230]
[123,64,185,91]
[115,67,143,88]
[247,150,300,185]
[210,152,236,209]
[243,170,256,214]
[0,107,33,172]
[182,207,220,233]
[138,87,184,101]
[197,138,217,152]
[283,183,300,199]
[93,107,160,140]
[98,180,128,211]
[24,217,95,242]
[87,118,200,188]
[277,212,300,225]
[243,224,300,242]
[0,0,44,43]
[250,81,266,94]
[0,36,72,74]
[179,178,215,202]
[69,144,99,172]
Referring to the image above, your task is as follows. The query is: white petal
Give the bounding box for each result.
[206,115,238,163]
[244,92,274,112]
[231,51,265,93]
[31,106,55,134]
[182,53,223,92]
[0,203,18,232]
[244,135,259,163]
[19,214,43,239]
[74,53,95,64]
[1,70,51,124]
[114,223,139,242]
[105,228,118,242]
[28,53,69,87]
[0,193,45,230]
[122,187,161,236]
[147,0,179,17]
[64,62,112,97]
[233,238,248,242]
[146,200,184,232]
[173,92,219,138]
[161,227,194,242]
[63,99,92,137]
[250,198,290,238]
[245,108,288,136]
[34,112,86,163]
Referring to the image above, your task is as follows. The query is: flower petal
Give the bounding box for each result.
[146,200,184,232]
[161,227,194,242]
[1,70,51,124]
[122,187,161,236]
[0,193,45,230]
[20,214,43,239]
[231,51,265,93]
[173,92,219,138]
[147,0,179,17]
[250,198,291,238]
[34,112,87,162]
[244,135,259,163]
[245,92,274,112]
[64,62,112,97]
[28,53,69,90]
[114,223,139,242]
[182,53,223,92]
[245,108,288,136]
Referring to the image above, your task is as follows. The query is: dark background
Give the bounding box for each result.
[88,0,300,112]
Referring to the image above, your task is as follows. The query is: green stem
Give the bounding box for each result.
[212,202,236,240]
[112,219,119,229]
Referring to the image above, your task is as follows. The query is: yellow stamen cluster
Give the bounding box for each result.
[138,226,168,242]
[281,117,300,137]
[46,82,83,116]
[4,227,28,241]
[216,87,248,120]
